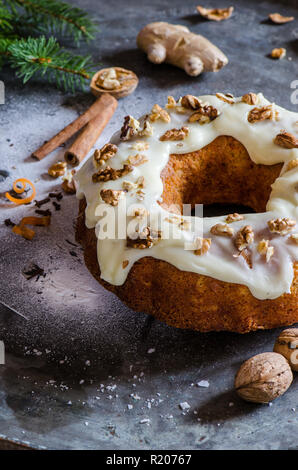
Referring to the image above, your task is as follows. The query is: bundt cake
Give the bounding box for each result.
[75,92,298,333]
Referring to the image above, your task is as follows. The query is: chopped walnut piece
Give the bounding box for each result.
[120,115,140,140]
[290,234,298,244]
[241,93,258,105]
[166,96,177,109]
[286,159,298,171]
[165,215,181,224]
[160,126,189,141]
[226,213,244,223]
[48,161,67,178]
[194,237,211,256]
[131,207,148,219]
[127,227,161,249]
[274,130,298,149]
[127,153,148,166]
[99,68,121,90]
[241,249,253,269]
[216,93,235,104]
[235,225,254,251]
[234,249,253,269]
[181,94,202,110]
[92,164,133,183]
[136,189,145,201]
[269,13,294,24]
[122,180,137,192]
[179,220,191,231]
[210,223,234,237]
[62,170,76,194]
[188,104,219,124]
[196,5,234,21]
[137,176,145,188]
[93,143,118,167]
[268,217,296,235]
[258,239,275,262]
[100,189,124,206]
[149,104,171,123]
[131,141,149,151]
[247,105,278,124]
[122,260,129,269]
[165,96,186,114]
[138,118,154,137]
[271,48,286,60]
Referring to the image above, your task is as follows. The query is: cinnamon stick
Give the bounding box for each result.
[64,97,118,166]
[31,94,118,160]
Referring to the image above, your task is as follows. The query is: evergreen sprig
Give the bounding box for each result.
[6,36,94,91]
[0,1,13,32]
[0,0,98,91]
[4,0,97,41]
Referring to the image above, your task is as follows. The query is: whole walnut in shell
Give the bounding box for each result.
[234,352,293,404]
[274,329,298,372]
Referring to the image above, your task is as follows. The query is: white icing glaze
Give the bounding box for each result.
[76,93,298,300]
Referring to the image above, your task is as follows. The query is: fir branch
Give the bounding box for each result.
[5,0,97,42]
[6,36,95,91]
[0,0,13,32]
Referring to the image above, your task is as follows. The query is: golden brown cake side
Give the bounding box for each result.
[76,198,298,334]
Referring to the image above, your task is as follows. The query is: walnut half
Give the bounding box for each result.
[100,189,124,206]
[268,217,296,235]
[241,93,258,105]
[247,105,278,124]
[210,223,234,237]
[93,143,118,167]
[196,5,234,22]
[92,164,133,183]
[188,104,219,124]
[274,130,298,149]
[159,127,189,141]
[235,225,254,251]
[127,227,161,249]
[194,237,211,256]
[48,161,67,178]
[226,213,244,223]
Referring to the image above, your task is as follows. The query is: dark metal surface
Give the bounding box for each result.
[0,0,297,450]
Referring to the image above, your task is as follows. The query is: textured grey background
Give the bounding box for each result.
[0,0,297,450]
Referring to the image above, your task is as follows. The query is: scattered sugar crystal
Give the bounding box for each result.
[140,418,150,424]
[130,393,141,400]
[147,348,156,354]
[179,402,190,411]
[197,380,209,388]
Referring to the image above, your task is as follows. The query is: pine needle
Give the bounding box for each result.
[0,0,13,32]
[0,1,98,90]
[5,0,97,42]
[7,36,95,91]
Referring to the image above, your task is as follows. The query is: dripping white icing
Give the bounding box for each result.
[76,93,298,300]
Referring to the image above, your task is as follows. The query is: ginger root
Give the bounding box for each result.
[137,22,228,77]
